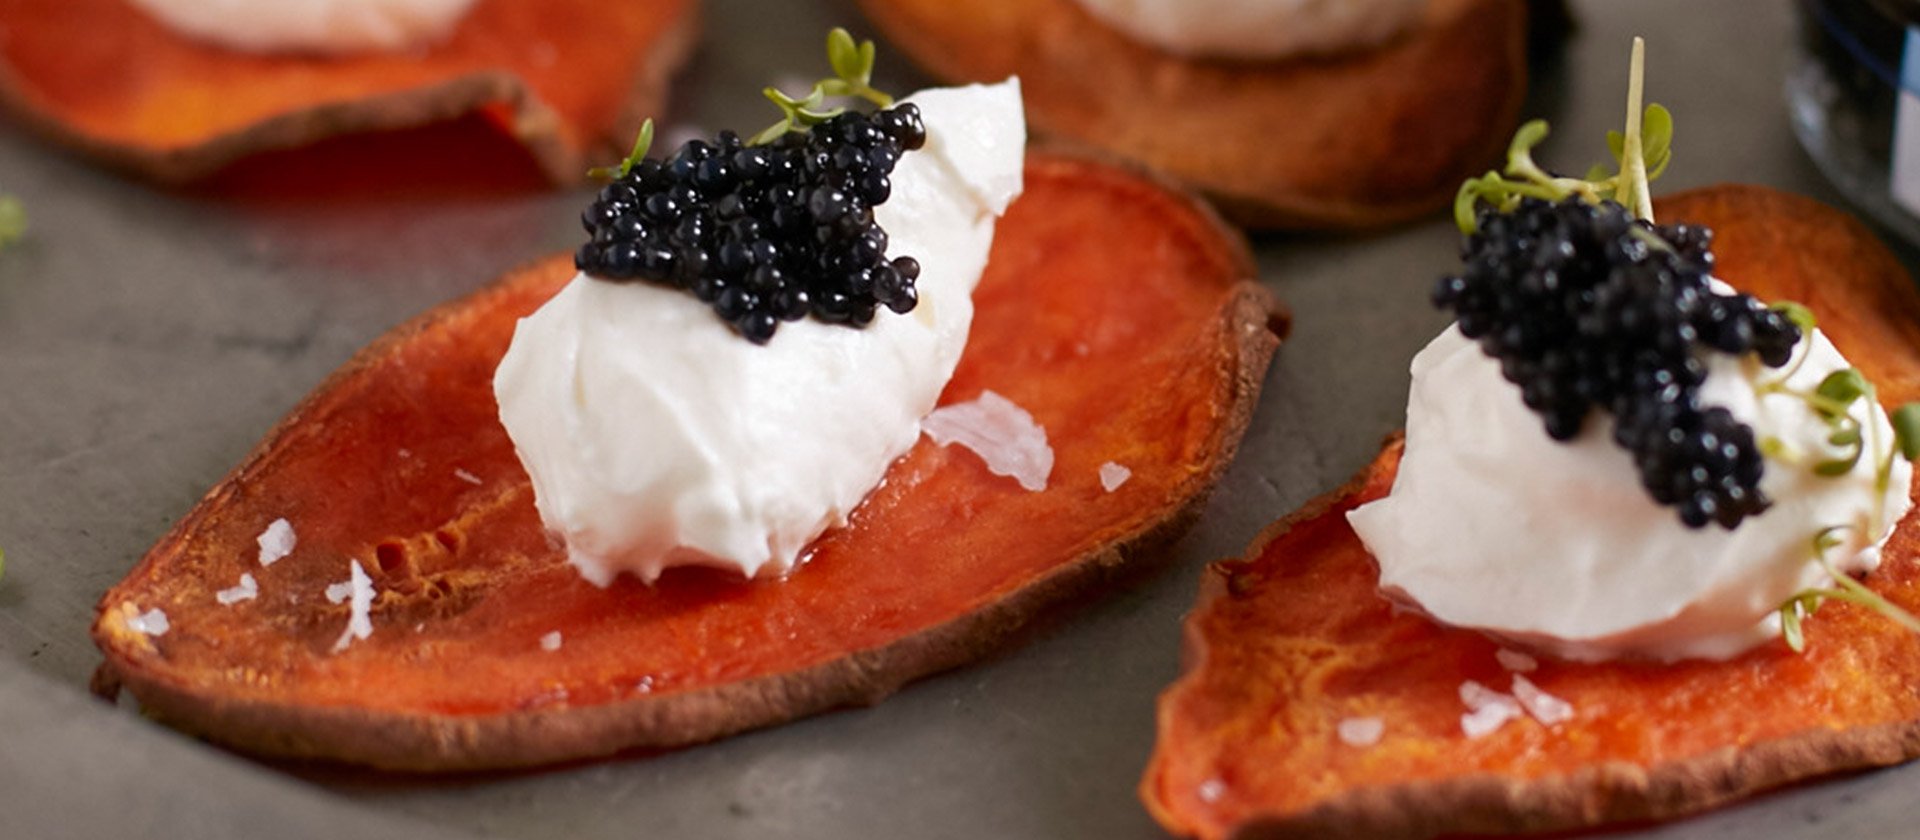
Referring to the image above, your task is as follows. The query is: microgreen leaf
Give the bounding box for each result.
[587,118,655,182]
[0,196,24,250]
[1893,403,1920,461]
[1815,368,1868,410]
[1815,452,1863,477]
[1606,130,1624,162]
[1641,103,1673,174]
[1645,147,1673,181]
[827,27,862,82]
[1814,526,1849,553]
[749,29,896,146]
[1771,300,1817,333]
[1829,426,1862,448]
[860,40,879,85]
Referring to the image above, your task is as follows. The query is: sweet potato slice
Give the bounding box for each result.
[854,0,1527,230]
[90,151,1285,771]
[1142,184,1920,840]
[0,0,698,184]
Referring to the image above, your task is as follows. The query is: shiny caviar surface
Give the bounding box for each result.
[576,105,929,343]
[1435,197,1803,528]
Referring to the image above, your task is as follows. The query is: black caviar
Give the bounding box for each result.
[576,104,928,343]
[1434,197,1803,529]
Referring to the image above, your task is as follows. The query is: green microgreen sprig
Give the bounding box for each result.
[587,119,655,183]
[1754,302,1920,526]
[1455,37,1672,234]
[747,28,895,146]
[1777,525,1920,652]
[0,194,26,251]
[586,28,897,182]
[1755,301,1920,651]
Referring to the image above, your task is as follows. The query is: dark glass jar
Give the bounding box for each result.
[1789,0,1920,244]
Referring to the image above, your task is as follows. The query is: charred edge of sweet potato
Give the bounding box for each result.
[1145,184,1920,839]
[93,151,1287,772]
[854,0,1529,231]
[1151,442,1920,840]
[0,2,701,185]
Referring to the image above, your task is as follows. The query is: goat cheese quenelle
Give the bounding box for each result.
[1347,40,1920,662]
[1070,0,1427,60]
[125,0,478,53]
[495,31,1027,585]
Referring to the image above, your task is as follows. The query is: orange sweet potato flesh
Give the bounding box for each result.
[0,0,697,184]
[1142,184,1920,840]
[855,0,1527,230]
[90,152,1285,771]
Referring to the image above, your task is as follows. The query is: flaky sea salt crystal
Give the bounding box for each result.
[325,581,352,604]
[216,573,259,605]
[1495,648,1539,673]
[1336,716,1384,747]
[921,390,1053,491]
[331,560,375,653]
[256,518,296,567]
[541,631,563,652]
[1099,461,1132,492]
[1511,674,1574,725]
[454,468,483,486]
[1461,703,1518,739]
[1196,779,1226,803]
[1459,679,1523,739]
[1459,679,1512,711]
[127,607,170,637]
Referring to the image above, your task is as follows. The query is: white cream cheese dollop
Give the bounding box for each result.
[494,80,1027,585]
[1348,308,1912,662]
[1071,0,1428,60]
[127,0,478,54]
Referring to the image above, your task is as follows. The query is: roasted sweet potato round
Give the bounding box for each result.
[0,0,698,184]
[91,151,1285,771]
[855,0,1528,229]
[1142,185,1920,840]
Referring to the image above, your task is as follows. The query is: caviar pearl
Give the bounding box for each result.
[1433,197,1803,528]
[576,104,930,343]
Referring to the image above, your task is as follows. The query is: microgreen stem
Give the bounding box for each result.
[586,28,897,178]
[1620,37,1655,223]
[749,28,896,146]
[1817,552,1920,635]
[587,119,655,182]
[1451,38,1674,235]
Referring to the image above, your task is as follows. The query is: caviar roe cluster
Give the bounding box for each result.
[575,104,927,344]
[1435,197,1801,528]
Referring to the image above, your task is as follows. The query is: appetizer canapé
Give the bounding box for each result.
[1145,41,1920,839]
[90,33,1285,771]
